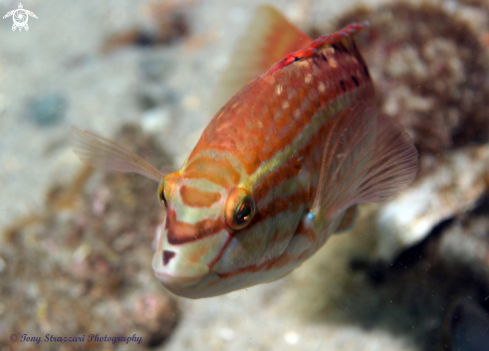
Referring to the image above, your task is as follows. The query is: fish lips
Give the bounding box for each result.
[153,256,210,287]
[152,223,230,294]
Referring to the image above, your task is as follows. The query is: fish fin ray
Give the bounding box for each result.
[334,205,358,234]
[69,126,164,182]
[312,102,418,220]
[269,21,369,73]
[209,5,311,115]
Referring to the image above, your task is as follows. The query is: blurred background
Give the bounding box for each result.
[1,0,489,350]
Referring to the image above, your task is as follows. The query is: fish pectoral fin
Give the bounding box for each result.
[333,205,358,234]
[69,126,165,182]
[311,102,418,227]
[209,5,312,115]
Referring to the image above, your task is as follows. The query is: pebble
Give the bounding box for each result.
[140,55,174,81]
[218,328,235,341]
[141,107,171,134]
[284,331,300,345]
[27,94,66,126]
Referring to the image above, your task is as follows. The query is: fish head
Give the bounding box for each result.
[152,165,258,298]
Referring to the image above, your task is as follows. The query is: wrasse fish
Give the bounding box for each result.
[70,6,418,298]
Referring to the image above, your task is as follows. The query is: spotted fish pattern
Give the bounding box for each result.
[70,6,418,298]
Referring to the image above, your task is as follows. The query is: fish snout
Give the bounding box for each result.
[152,248,210,287]
[152,220,230,296]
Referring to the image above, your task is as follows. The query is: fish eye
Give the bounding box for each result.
[235,202,252,224]
[157,180,167,207]
[225,188,255,230]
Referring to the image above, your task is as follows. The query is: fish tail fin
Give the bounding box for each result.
[210,5,312,115]
[69,126,164,182]
[312,102,418,223]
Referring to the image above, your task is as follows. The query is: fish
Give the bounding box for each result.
[69,5,418,298]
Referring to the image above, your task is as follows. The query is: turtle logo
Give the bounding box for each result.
[3,3,38,32]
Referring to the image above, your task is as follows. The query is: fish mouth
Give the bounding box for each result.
[154,268,208,287]
[152,251,210,288]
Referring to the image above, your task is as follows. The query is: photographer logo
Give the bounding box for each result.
[3,3,38,32]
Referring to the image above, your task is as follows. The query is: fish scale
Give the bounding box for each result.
[69,6,417,298]
[196,34,374,177]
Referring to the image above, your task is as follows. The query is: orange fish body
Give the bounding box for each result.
[70,6,417,298]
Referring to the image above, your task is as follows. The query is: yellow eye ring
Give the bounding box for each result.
[225,188,255,230]
[157,179,167,207]
[156,172,180,209]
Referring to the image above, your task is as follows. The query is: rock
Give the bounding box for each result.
[375,145,489,261]
[336,2,489,157]
[101,0,194,53]
[447,299,489,351]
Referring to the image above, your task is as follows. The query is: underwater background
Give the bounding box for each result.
[1,0,489,350]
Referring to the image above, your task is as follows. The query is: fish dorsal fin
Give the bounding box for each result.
[269,21,369,74]
[69,126,164,182]
[312,102,418,221]
[210,5,311,115]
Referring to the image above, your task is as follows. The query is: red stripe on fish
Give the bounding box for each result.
[182,156,242,187]
[165,209,223,245]
[252,189,310,225]
[179,185,222,208]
